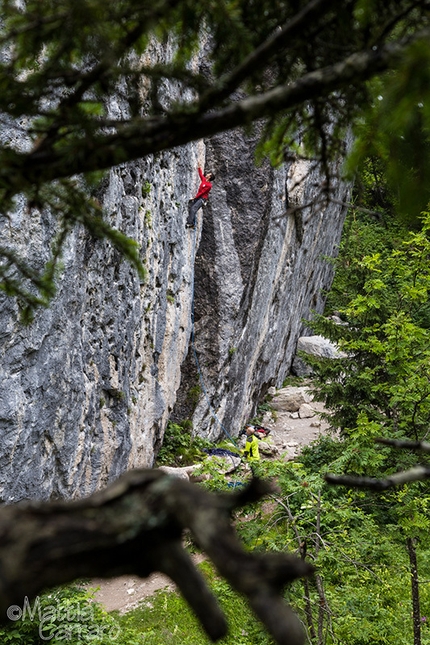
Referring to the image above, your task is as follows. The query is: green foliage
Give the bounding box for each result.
[141,182,151,197]
[113,443,430,645]
[6,449,426,645]
[186,384,201,406]
[234,445,430,645]
[249,401,275,426]
[143,210,152,229]
[281,375,306,387]
[324,208,405,316]
[347,39,430,226]
[116,561,275,645]
[195,453,244,495]
[308,212,430,451]
[0,1,430,315]
[0,585,121,644]
[155,420,211,466]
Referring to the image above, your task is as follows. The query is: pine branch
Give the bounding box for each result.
[198,0,342,112]
[12,27,430,191]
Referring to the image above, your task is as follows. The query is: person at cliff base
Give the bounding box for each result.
[241,425,260,462]
[186,167,214,228]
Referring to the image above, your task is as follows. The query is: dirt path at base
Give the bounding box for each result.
[268,399,329,459]
[84,399,329,614]
[83,554,206,614]
[84,574,174,614]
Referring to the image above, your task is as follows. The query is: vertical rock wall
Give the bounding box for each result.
[0,141,205,502]
[0,66,351,501]
[172,128,350,439]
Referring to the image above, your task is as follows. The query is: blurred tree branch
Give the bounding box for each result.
[326,438,430,489]
[0,470,313,645]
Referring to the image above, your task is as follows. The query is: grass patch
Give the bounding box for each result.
[115,561,275,645]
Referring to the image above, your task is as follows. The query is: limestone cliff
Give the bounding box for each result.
[0,119,350,503]
[172,128,350,439]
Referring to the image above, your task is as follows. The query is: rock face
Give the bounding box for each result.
[0,142,206,502]
[172,128,350,440]
[0,101,351,503]
[271,387,313,413]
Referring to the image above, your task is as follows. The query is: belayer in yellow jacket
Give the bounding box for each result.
[241,426,260,462]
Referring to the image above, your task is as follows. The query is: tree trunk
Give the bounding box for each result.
[314,491,329,645]
[273,496,317,641]
[407,537,421,645]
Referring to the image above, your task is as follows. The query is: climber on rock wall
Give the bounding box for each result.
[186,167,214,228]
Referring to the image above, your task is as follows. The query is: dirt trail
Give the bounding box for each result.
[84,396,329,614]
[268,399,329,458]
[84,554,207,614]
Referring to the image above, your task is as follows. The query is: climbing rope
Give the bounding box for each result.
[189,222,239,448]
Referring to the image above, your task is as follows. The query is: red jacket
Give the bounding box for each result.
[194,168,212,200]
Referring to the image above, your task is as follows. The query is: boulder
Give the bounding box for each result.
[292,335,345,377]
[157,465,198,480]
[298,403,316,419]
[271,386,312,412]
[258,442,279,457]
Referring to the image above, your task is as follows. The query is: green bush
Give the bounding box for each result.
[0,585,121,644]
[155,421,212,467]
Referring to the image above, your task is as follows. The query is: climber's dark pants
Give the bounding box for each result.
[187,197,206,227]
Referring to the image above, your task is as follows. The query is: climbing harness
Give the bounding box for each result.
[189,222,239,448]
